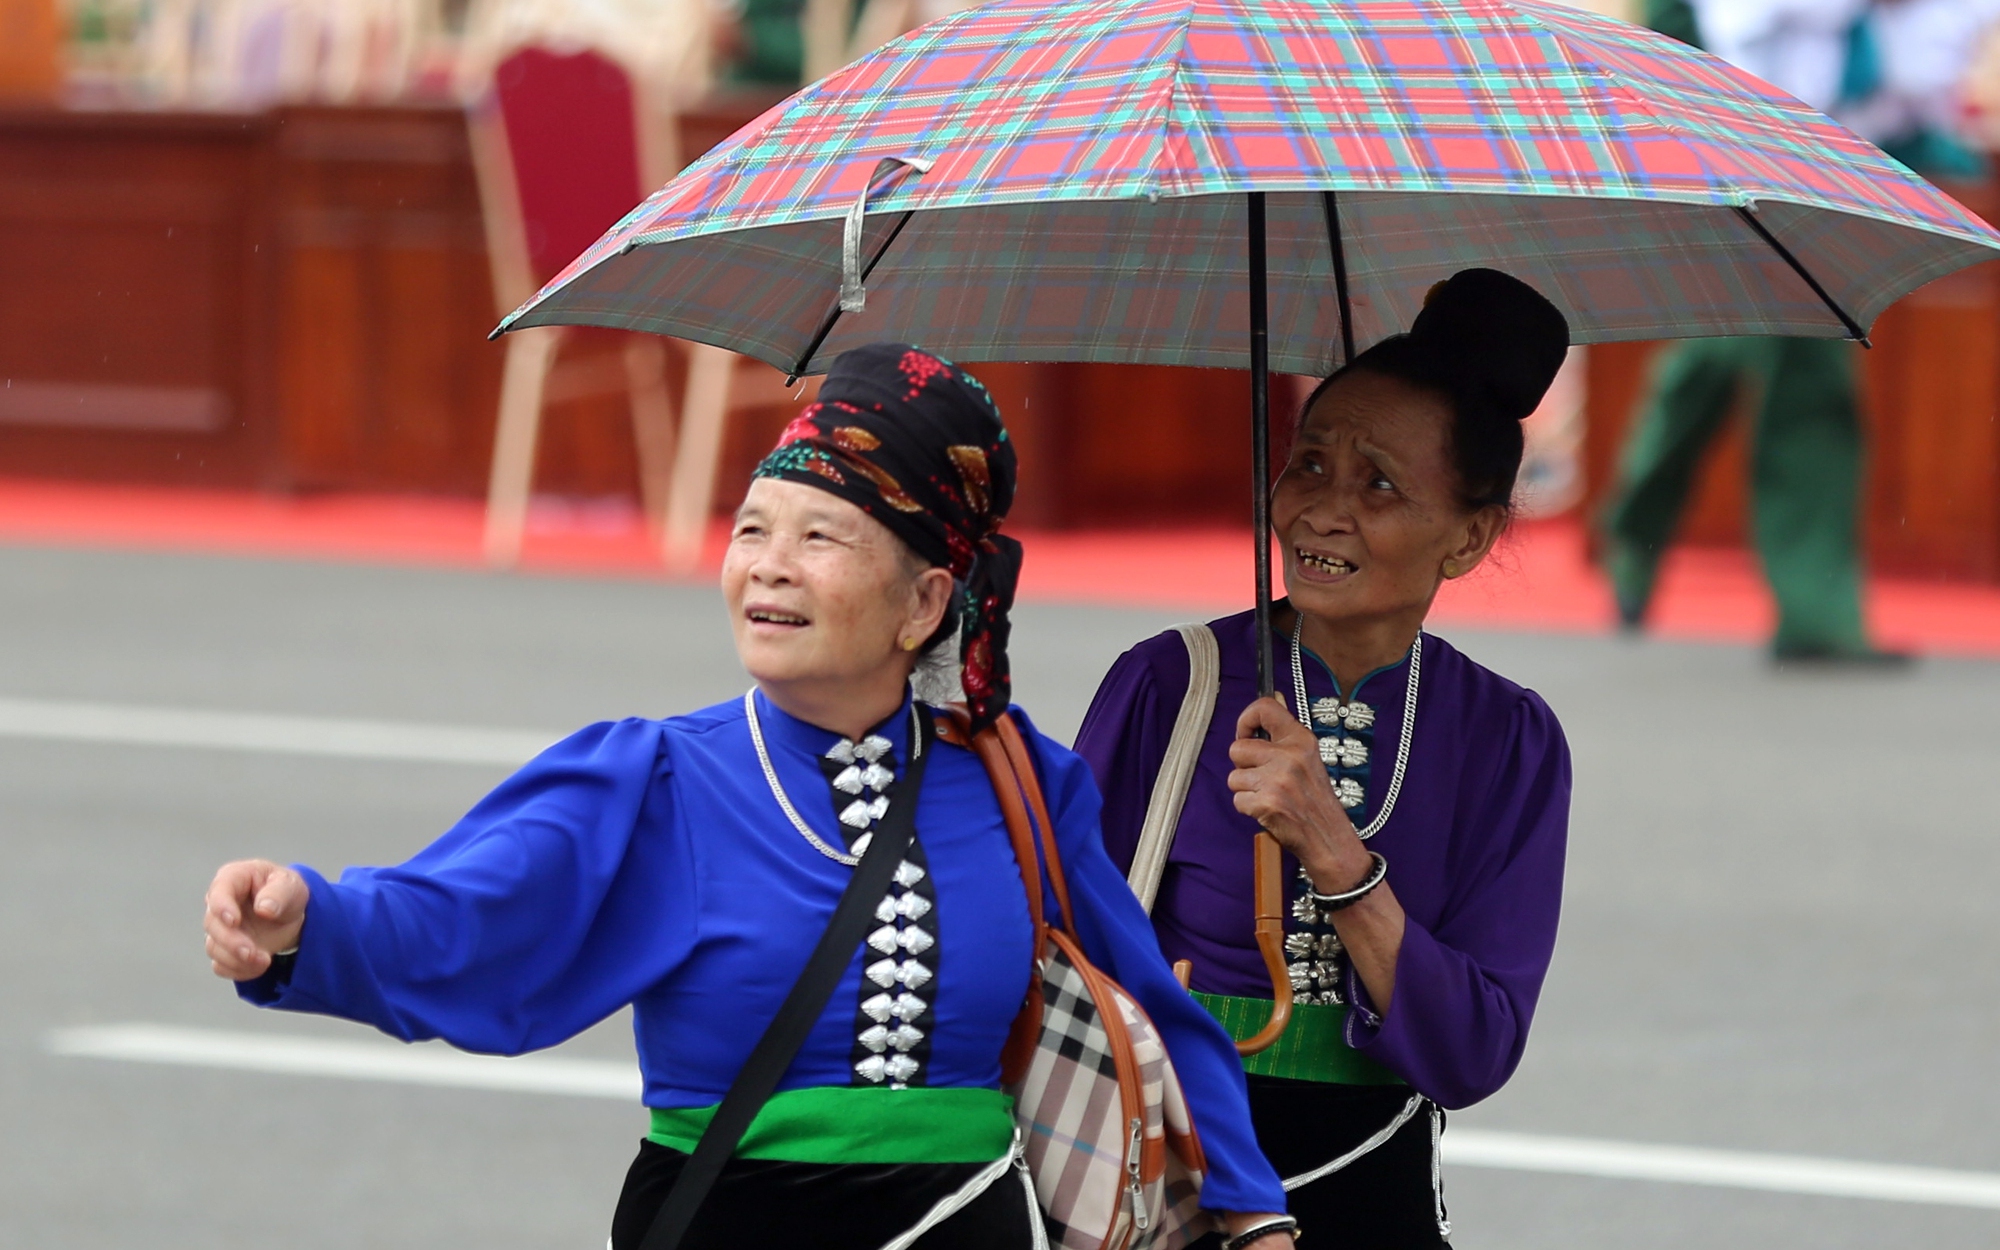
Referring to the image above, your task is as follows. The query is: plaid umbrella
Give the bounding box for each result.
[501,0,2000,375]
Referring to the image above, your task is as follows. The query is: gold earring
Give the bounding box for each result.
[1442,561,1460,579]
[901,636,919,652]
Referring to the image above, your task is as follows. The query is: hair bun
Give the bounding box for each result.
[1409,268,1569,422]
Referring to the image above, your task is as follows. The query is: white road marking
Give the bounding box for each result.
[48,1024,2000,1212]
[47,1024,638,1100]
[1444,1128,2000,1210]
[0,696,553,766]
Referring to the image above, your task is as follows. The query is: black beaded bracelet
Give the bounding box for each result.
[1222,1216,1300,1250]
[1307,850,1388,913]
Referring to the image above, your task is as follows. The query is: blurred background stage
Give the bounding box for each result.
[5,0,2000,648]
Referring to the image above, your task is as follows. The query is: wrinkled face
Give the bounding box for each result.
[1273,369,1497,629]
[723,479,937,691]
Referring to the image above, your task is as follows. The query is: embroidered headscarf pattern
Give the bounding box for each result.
[753,343,1022,731]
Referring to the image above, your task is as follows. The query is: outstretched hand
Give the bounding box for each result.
[204,859,309,981]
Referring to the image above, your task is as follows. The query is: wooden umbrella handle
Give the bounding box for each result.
[1235,831,1293,1055]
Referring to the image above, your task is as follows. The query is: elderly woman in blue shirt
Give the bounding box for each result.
[201,344,1290,1250]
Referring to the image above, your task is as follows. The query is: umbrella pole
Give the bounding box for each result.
[1239,190,1294,1057]
[1249,191,1274,702]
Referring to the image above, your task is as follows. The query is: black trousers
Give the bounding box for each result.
[611,1139,1037,1250]
[1194,1077,1448,1250]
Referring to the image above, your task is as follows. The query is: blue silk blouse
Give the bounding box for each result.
[238,689,1285,1214]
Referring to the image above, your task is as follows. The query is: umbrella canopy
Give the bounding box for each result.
[500,0,2000,376]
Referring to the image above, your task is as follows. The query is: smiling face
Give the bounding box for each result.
[722,479,953,730]
[1274,369,1506,638]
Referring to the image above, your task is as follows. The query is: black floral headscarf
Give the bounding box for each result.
[752,343,1022,732]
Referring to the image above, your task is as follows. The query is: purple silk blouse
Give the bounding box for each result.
[1073,609,1571,1109]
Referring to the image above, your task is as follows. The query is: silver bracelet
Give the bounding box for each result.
[1307,851,1388,913]
[1222,1216,1300,1250]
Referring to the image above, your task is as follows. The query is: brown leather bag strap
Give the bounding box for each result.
[991,711,1075,938]
[936,707,1046,950]
[936,706,1053,1086]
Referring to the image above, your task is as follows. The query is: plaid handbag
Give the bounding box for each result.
[939,710,1210,1250]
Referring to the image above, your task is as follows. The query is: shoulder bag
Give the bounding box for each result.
[938,707,1210,1250]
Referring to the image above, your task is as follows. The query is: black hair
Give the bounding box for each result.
[1298,268,1569,512]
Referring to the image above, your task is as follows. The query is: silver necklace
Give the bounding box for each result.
[745,690,923,867]
[1289,615,1421,841]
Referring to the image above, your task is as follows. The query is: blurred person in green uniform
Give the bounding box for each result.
[717,0,809,84]
[1606,0,1994,662]
[717,0,971,87]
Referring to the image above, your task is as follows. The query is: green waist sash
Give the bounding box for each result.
[1194,992,1404,1086]
[648,1086,1015,1164]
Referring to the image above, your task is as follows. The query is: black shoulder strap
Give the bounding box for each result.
[639,708,936,1250]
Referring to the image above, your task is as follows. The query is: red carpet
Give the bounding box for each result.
[4,477,1998,657]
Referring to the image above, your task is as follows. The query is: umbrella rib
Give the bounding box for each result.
[1732,206,1871,347]
[787,210,920,383]
[1320,191,1357,368]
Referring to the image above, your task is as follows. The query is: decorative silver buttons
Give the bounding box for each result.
[840,796,889,828]
[865,958,932,989]
[824,731,933,1091]
[863,882,929,927]
[1313,733,1371,769]
[852,1052,924,1084]
[1285,931,1341,961]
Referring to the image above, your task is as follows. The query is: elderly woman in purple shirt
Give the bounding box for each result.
[1075,269,1574,1248]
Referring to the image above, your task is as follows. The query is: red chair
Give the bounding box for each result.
[470,44,771,569]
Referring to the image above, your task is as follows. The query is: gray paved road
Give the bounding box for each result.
[3,545,1996,1248]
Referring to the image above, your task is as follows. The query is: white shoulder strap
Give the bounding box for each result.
[1126,623,1220,913]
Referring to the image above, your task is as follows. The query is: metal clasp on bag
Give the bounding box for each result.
[1126,1116,1149,1231]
